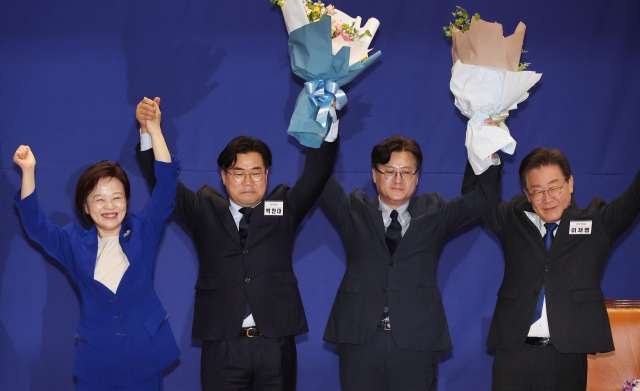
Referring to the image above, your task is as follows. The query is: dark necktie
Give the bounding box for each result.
[383,210,402,320]
[238,207,252,247]
[532,222,558,324]
[386,210,402,255]
[239,207,253,318]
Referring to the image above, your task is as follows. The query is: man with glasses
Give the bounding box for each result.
[462,147,640,391]
[320,135,502,390]
[134,97,338,390]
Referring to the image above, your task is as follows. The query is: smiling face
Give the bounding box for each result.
[372,151,419,209]
[221,152,268,207]
[84,177,127,237]
[525,164,574,223]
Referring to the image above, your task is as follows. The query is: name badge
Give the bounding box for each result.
[264,201,284,216]
[569,220,592,235]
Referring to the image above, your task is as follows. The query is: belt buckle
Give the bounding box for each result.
[382,320,391,331]
[245,327,261,338]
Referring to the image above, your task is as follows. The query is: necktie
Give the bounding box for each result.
[238,207,252,247]
[239,207,253,318]
[386,210,402,255]
[383,210,402,320]
[532,222,558,324]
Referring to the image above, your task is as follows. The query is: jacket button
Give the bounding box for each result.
[245,278,251,283]
[382,287,388,293]
[544,266,549,271]
[389,261,394,266]
[114,299,121,305]
[243,249,249,254]
[114,314,125,320]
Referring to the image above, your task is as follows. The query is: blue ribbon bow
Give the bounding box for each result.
[304,80,348,128]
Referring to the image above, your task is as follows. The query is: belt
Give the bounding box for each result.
[378,319,391,331]
[239,327,262,338]
[524,337,552,347]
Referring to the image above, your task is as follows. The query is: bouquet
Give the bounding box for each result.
[272,0,381,148]
[446,7,542,174]
[623,379,640,391]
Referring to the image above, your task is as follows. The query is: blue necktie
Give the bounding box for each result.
[532,222,557,324]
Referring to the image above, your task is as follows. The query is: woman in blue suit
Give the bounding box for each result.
[13,99,179,391]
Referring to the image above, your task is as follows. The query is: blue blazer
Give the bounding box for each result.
[15,158,180,386]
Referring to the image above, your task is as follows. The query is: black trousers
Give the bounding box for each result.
[201,335,296,391]
[492,345,587,391]
[339,328,439,391]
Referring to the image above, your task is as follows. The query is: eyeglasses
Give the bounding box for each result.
[375,167,417,181]
[225,170,265,183]
[527,181,566,201]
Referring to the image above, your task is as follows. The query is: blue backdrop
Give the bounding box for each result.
[1,0,640,390]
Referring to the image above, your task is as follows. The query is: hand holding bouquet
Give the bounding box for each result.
[272,0,381,147]
[446,7,542,174]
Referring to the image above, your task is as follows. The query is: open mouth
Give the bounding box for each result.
[102,213,118,219]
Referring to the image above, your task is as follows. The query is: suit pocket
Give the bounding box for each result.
[572,288,604,302]
[194,276,221,290]
[75,324,105,349]
[338,278,360,293]
[415,286,442,302]
[497,285,518,299]
[273,271,298,285]
[143,305,169,337]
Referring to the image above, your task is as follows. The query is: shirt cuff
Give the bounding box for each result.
[324,119,339,143]
[140,130,152,151]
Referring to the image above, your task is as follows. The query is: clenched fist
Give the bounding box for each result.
[14,145,36,171]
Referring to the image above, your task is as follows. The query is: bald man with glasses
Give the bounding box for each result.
[462,147,640,391]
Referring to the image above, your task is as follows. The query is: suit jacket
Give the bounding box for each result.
[321,162,502,352]
[15,158,180,386]
[465,170,640,353]
[136,140,338,340]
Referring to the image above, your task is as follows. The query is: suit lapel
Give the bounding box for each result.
[245,201,265,246]
[116,220,135,294]
[213,197,242,246]
[551,199,581,253]
[79,226,117,297]
[517,202,547,253]
[365,197,389,253]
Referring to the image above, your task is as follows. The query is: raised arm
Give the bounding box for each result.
[13,145,36,199]
[135,96,199,229]
[286,135,339,224]
[441,158,503,235]
[142,97,171,163]
[13,145,74,269]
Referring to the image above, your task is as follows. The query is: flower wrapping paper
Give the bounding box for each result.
[278,1,381,148]
[449,18,542,174]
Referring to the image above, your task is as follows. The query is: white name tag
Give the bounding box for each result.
[569,220,592,235]
[264,201,284,216]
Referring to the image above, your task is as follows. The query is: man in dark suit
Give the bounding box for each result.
[463,147,640,391]
[320,135,502,390]
[135,97,339,391]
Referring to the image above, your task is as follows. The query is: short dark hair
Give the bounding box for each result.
[519,147,572,190]
[371,136,423,172]
[75,161,130,224]
[217,136,272,170]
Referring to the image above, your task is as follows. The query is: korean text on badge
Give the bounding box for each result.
[264,201,284,216]
[569,220,592,235]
